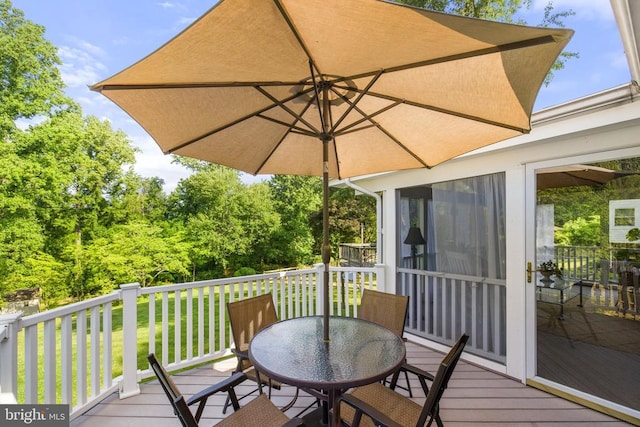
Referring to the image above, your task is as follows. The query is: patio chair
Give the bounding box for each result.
[226,293,296,412]
[147,353,303,427]
[358,289,409,338]
[358,289,412,395]
[338,333,469,427]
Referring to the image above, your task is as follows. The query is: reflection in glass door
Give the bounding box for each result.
[534,157,640,411]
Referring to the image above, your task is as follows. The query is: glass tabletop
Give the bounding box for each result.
[249,316,406,391]
[537,277,572,291]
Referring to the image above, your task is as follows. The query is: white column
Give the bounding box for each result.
[119,283,141,399]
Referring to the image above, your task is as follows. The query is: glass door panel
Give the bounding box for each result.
[534,157,640,411]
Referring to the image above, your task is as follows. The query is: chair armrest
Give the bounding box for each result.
[232,348,250,360]
[338,393,403,427]
[401,362,435,382]
[390,362,435,395]
[186,372,247,405]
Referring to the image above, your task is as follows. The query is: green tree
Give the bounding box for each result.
[0,0,70,137]
[84,221,190,290]
[170,164,257,278]
[269,175,322,266]
[555,215,601,247]
[0,110,140,299]
[229,182,281,270]
[311,188,377,261]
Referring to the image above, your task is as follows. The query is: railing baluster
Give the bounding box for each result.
[24,325,38,403]
[209,285,215,355]
[186,289,193,361]
[44,319,56,403]
[162,292,169,365]
[61,315,72,405]
[175,289,181,364]
[148,294,156,357]
[76,309,87,405]
[103,303,112,389]
[471,280,477,350]
[91,305,100,397]
[287,275,294,319]
[219,285,227,353]
[198,287,204,358]
[482,283,489,353]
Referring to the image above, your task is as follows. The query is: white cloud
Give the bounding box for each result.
[130,134,192,193]
[57,41,107,89]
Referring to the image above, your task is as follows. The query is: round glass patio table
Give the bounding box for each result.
[249,315,406,427]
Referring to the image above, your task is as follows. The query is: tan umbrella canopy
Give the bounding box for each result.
[537,164,637,189]
[91,0,572,340]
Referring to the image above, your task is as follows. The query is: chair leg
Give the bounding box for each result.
[404,369,413,398]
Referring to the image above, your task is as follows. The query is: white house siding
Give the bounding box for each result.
[347,86,640,417]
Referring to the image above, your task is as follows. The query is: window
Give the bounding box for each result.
[615,208,635,226]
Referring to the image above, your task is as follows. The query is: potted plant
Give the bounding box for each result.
[537,260,563,280]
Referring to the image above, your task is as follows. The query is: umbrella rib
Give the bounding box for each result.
[92,81,306,91]
[272,0,324,77]
[254,86,322,135]
[165,103,293,154]
[165,84,321,154]
[256,114,318,138]
[252,93,320,175]
[375,124,431,169]
[249,85,318,175]
[355,90,528,132]
[334,100,403,136]
[330,71,383,134]
[339,34,560,83]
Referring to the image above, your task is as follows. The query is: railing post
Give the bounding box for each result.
[0,313,22,403]
[314,263,325,315]
[374,263,386,292]
[119,283,141,399]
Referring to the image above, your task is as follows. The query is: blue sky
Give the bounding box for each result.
[12,0,631,192]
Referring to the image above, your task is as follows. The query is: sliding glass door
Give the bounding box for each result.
[531,156,640,411]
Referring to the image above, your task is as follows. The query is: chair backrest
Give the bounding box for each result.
[416,333,469,427]
[227,293,279,354]
[358,289,409,338]
[147,353,199,427]
[173,396,199,427]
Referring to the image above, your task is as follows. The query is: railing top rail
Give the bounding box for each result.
[332,265,378,272]
[137,269,322,296]
[21,291,121,328]
[397,267,506,286]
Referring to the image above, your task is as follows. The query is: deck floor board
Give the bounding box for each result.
[70,341,632,426]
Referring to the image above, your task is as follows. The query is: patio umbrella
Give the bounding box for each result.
[91,0,572,341]
[537,164,637,189]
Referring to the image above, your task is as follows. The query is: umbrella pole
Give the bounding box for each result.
[321,86,331,343]
[322,140,330,342]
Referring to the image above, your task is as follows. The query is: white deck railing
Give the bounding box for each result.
[0,263,510,418]
[398,268,507,363]
[0,264,381,419]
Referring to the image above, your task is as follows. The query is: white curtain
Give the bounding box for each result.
[536,204,555,266]
[432,173,506,279]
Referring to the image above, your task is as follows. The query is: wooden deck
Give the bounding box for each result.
[70,341,632,426]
